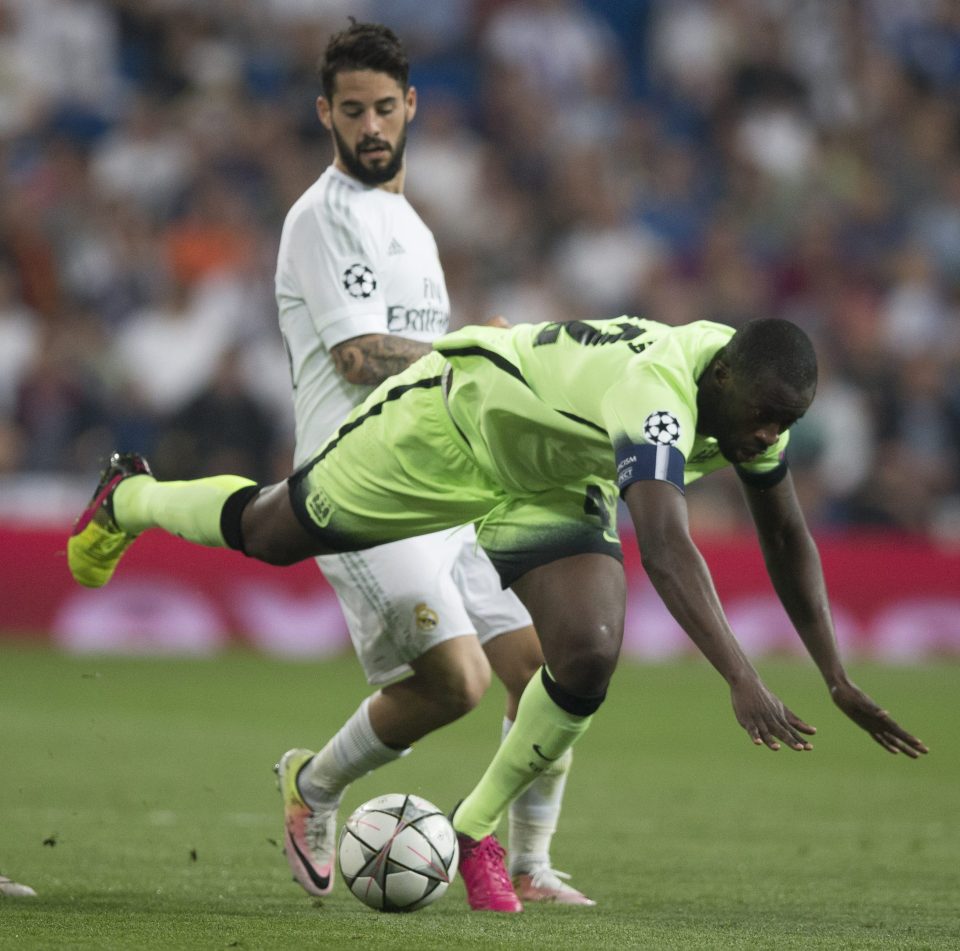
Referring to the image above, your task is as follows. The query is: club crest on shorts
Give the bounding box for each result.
[643,410,681,446]
[306,488,334,527]
[414,603,439,632]
[342,262,377,299]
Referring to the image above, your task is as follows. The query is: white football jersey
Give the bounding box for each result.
[276,165,450,465]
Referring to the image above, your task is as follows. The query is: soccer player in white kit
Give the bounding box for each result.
[271,21,591,909]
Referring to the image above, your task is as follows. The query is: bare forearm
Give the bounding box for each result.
[332,335,432,386]
[627,481,814,752]
[642,536,758,685]
[759,523,846,685]
[744,477,848,687]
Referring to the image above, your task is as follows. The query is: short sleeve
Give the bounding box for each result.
[281,199,387,349]
[600,365,697,495]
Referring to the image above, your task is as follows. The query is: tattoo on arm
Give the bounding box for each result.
[331,334,432,386]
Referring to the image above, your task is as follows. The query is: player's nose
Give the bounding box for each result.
[360,109,382,135]
[754,422,780,447]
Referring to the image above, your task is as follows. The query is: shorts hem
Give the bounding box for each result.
[488,539,624,589]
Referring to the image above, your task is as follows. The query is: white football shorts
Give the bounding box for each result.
[315,525,533,684]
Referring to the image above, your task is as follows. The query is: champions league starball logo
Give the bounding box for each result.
[342,263,377,299]
[643,411,681,446]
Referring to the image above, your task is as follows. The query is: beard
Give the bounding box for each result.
[333,123,408,186]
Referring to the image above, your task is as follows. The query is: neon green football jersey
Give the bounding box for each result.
[436,316,789,496]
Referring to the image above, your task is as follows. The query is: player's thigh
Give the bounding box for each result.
[316,531,481,686]
[404,634,491,709]
[242,481,330,564]
[449,530,542,695]
[512,551,626,699]
[476,481,625,698]
[476,480,623,590]
[481,627,543,708]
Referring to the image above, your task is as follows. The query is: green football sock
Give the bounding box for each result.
[505,713,572,874]
[453,669,592,841]
[113,474,256,547]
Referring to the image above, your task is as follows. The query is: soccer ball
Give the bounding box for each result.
[337,793,459,912]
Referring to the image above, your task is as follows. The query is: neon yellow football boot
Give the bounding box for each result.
[67,452,153,588]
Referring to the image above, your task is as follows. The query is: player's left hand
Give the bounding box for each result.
[829,679,929,757]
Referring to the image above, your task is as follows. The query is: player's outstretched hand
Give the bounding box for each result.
[730,679,815,751]
[829,679,929,757]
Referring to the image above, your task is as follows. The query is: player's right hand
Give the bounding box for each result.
[730,679,815,751]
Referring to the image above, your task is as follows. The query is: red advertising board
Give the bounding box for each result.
[1,523,958,659]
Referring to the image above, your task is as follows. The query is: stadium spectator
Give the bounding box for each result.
[0,258,38,415]
[0,0,958,539]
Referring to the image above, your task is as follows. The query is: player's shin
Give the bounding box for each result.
[298,695,410,811]
[504,715,572,872]
[114,475,257,547]
[453,668,601,841]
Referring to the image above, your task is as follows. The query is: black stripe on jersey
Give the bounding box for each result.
[558,410,607,436]
[287,374,444,549]
[296,375,443,475]
[436,344,608,436]
[437,344,526,382]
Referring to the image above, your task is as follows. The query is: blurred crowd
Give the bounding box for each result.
[1,0,959,540]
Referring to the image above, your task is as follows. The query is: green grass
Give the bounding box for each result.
[0,644,956,950]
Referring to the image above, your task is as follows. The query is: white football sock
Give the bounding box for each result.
[503,716,573,874]
[297,695,409,812]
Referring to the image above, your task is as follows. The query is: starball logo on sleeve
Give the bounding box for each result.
[342,263,377,299]
[642,411,681,446]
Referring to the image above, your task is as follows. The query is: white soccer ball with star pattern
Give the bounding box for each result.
[338,793,459,912]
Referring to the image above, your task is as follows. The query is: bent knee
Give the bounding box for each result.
[442,664,491,718]
[420,659,491,722]
[549,639,619,700]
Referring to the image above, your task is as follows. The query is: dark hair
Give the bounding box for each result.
[318,19,409,100]
[724,318,818,392]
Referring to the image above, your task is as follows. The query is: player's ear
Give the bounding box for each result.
[712,355,732,389]
[405,85,417,122]
[317,96,332,130]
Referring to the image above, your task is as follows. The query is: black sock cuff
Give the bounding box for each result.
[220,484,260,554]
[540,667,607,717]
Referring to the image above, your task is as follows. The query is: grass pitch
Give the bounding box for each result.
[0,644,956,950]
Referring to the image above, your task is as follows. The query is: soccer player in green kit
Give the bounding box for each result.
[68,316,928,911]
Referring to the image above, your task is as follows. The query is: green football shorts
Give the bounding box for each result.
[288,352,623,587]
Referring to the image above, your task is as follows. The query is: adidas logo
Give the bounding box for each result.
[387,238,405,255]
